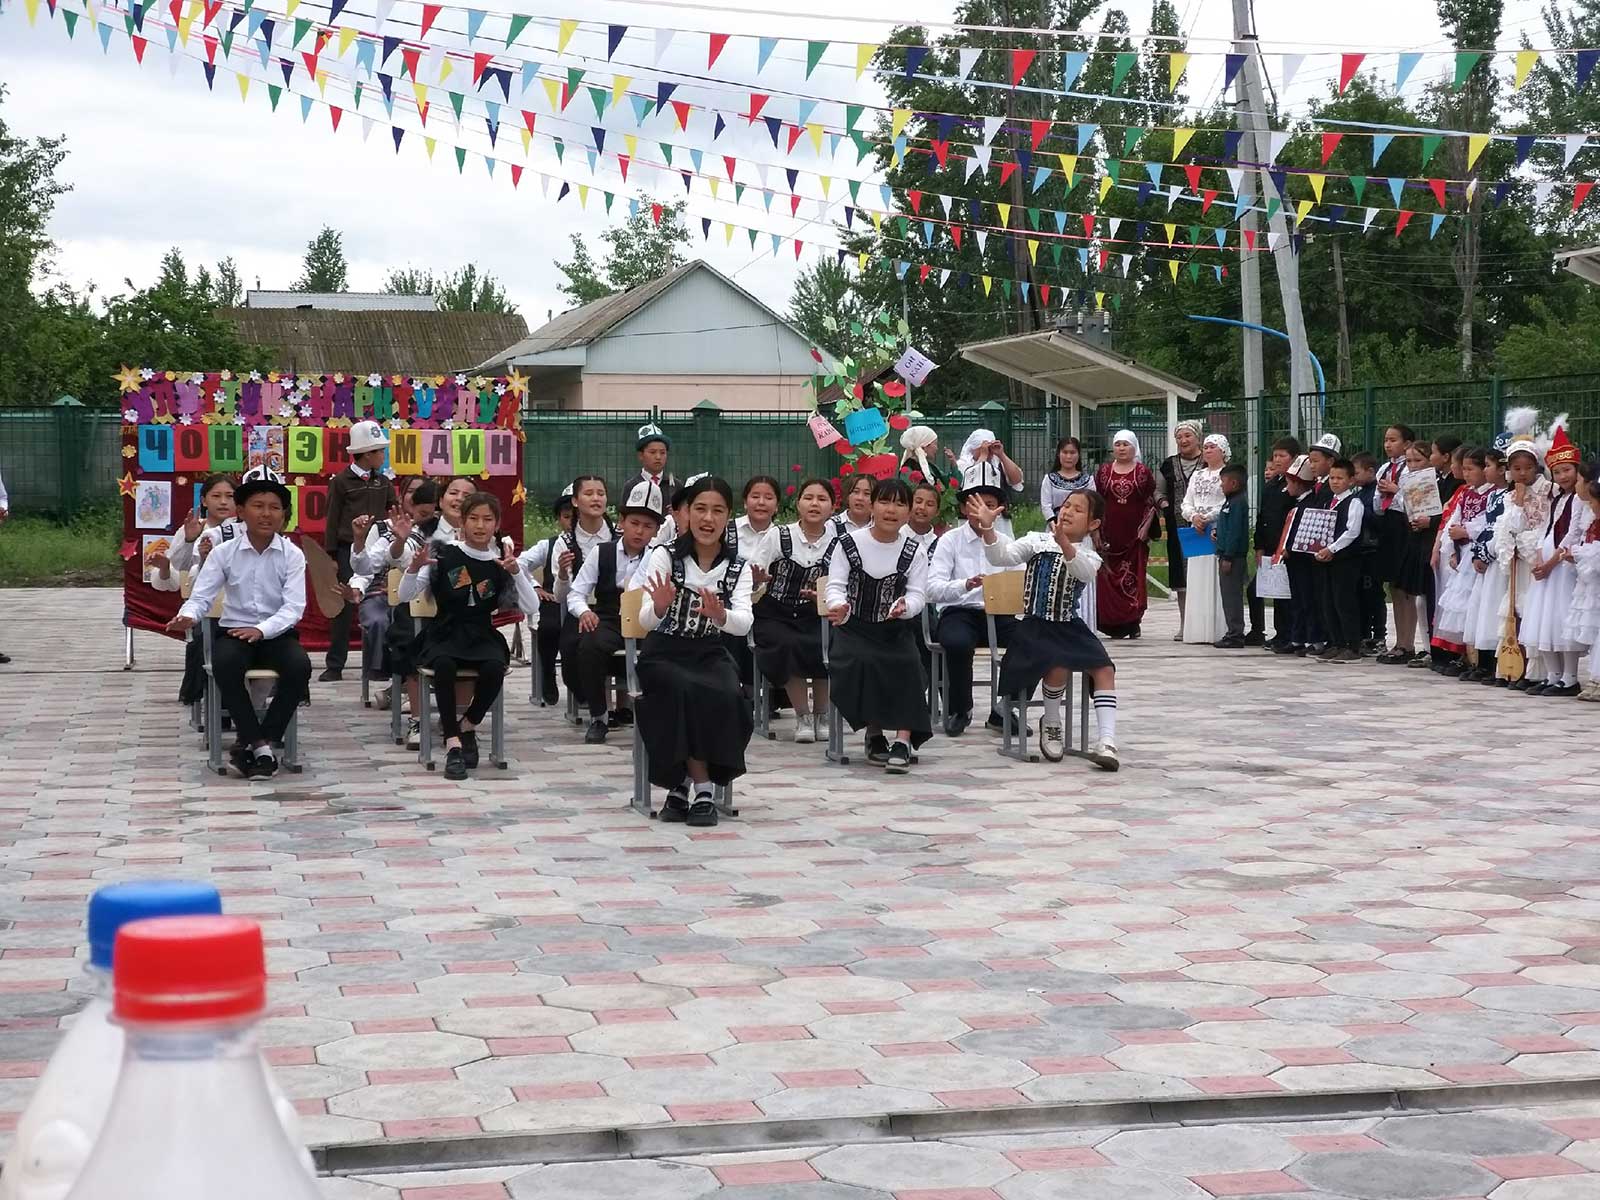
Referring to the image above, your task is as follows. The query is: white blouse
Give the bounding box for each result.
[397,541,544,624]
[1180,467,1226,526]
[633,547,755,637]
[734,515,778,561]
[752,521,834,571]
[823,528,929,621]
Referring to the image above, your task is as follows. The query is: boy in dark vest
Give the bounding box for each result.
[1314,457,1367,663]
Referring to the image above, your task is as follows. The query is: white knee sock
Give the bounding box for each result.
[693,781,715,801]
[1041,684,1066,724]
[1562,650,1581,686]
[1093,691,1118,742]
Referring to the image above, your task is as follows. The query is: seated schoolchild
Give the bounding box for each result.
[547,475,617,702]
[750,477,836,743]
[978,489,1121,770]
[166,470,311,779]
[397,491,541,779]
[516,485,575,706]
[631,475,756,827]
[569,480,661,744]
[906,482,942,557]
[151,472,241,706]
[350,478,439,710]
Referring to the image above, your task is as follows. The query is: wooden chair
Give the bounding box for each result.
[984,573,1090,762]
[621,589,737,819]
[201,595,302,776]
[409,592,508,771]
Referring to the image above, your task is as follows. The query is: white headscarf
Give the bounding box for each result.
[958,428,996,470]
[1204,433,1231,462]
[1112,429,1142,461]
[899,425,938,481]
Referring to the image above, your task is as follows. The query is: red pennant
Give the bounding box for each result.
[1183,163,1202,191]
[793,239,803,260]
[997,160,1018,186]
[329,106,342,132]
[723,155,737,179]
[748,93,768,120]
[651,203,663,226]
[1039,284,1051,305]
[201,0,221,26]
[708,32,730,68]
[417,99,429,124]
[302,51,319,79]
[1082,213,1095,237]
[930,140,949,167]
[950,225,963,249]
[1098,248,1109,271]
[1574,182,1595,211]
[1428,178,1447,208]
[1009,48,1036,86]
[1029,119,1050,150]
[520,110,536,132]
[1395,210,1415,236]
[670,100,690,128]
[918,264,931,283]
[315,28,332,52]
[786,124,804,153]
[202,33,218,63]
[400,46,421,78]
[559,85,573,110]
[473,53,493,83]
[131,34,147,62]
[1320,132,1343,164]
[1201,189,1217,213]
[790,194,802,216]
[907,190,923,214]
[1243,228,1257,252]
[167,0,180,25]
[510,164,522,188]
[617,155,630,181]
[1338,53,1365,93]
[419,3,441,38]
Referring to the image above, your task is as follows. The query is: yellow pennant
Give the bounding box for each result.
[981,275,993,296]
[284,0,298,16]
[807,123,824,153]
[708,178,720,200]
[1307,173,1326,202]
[557,18,578,52]
[890,108,911,140]
[1058,153,1077,186]
[519,128,531,154]
[1515,49,1539,90]
[1296,198,1314,223]
[1027,239,1040,264]
[855,44,877,78]
[438,57,453,82]
[413,82,429,112]
[1169,52,1190,92]
[315,70,329,97]
[577,184,589,208]
[858,252,868,271]
[1467,133,1490,169]
[541,77,562,110]
[84,0,97,30]
[1171,127,1195,158]
[1163,222,1176,244]
[623,133,638,157]
[424,137,437,160]
[1167,260,1180,282]
[177,0,198,45]
[1095,291,1105,310]
[1098,175,1114,203]
[997,202,1011,227]
[337,27,357,57]
[22,0,40,22]
[236,73,250,100]
[725,223,735,244]
[819,175,831,197]
[612,75,631,105]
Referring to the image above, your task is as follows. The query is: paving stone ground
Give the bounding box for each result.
[321,1102,1600,1199]
[1,589,1599,1159]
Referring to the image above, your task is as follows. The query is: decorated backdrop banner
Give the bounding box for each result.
[117,366,528,649]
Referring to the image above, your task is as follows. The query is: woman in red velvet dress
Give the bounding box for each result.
[1093,430,1159,639]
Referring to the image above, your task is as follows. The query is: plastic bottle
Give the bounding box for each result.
[63,914,322,1200]
[1,882,224,1200]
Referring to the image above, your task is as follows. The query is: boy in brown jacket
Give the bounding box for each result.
[321,420,396,681]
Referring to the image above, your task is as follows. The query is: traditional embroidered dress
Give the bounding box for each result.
[1466,486,1512,653]
[824,528,932,747]
[1522,489,1586,654]
[634,545,755,788]
[1038,470,1096,522]
[1092,459,1158,637]
[751,523,831,687]
[1568,516,1600,685]
[1179,456,1228,646]
[984,533,1112,700]
[1433,482,1491,647]
[1494,475,1556,681]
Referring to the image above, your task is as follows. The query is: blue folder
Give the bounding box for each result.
[1177,524,1215,558]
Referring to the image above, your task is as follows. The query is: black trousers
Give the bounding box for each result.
[573,615,624,718]
[1286,555,1325,646]
[212,631,312,747]
[325,543,355,670]
[536,600,562,703]
[430,656,506,739]
[1359,553,1386,643]
[936,608,1016,718]
[1319,556,1363,651]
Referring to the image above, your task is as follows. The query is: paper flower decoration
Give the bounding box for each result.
[232,414,246,425]
[494,383,507,396]
[190,372,206,385]
[220,370,233,381]
[889,414,911,431]
[278,403,294,418]
[390,419,408,430]
[299,404,313,418]
[367,373,382,387]
[442,418,456,429]
[122,408,139,423]
[178,414,193,425]
[248,371,261,382]
[454,374,467,386]
[139,368,154,381]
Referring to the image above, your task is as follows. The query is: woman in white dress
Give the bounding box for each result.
[1179,434,1230,645]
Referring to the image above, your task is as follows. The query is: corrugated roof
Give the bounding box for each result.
[244,290,439,311]
[481,261,699,367]
[220,308,530,376]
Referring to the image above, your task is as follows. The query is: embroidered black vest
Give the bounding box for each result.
[656,554,744,638]
[1022,552,1086,623]
[539,534,558,590]
[765,527,826,612]
[841,535,919,622]
[591,541,624,618]
[724,521,740,556]
[562,520,615,576]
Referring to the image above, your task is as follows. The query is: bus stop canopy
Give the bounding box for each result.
[960,328,1200,409]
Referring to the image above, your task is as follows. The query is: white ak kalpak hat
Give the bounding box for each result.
[348,420,390,455]
[1310,433,1342,455]
[958,458,1008,500]
[620,478,665,524]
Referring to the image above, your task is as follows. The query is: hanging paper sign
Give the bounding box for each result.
[808,413,843,448]
[893,347,938,387]
[855,453,901,480]
[843,406,889,446]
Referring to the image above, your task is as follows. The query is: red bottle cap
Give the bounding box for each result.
[113,915,267,1024]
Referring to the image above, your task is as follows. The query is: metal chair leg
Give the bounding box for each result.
[825,701,850,765]
[124,624,136,670]
[283,710,302,773]
[753,665,773,740]
[418,673,434,768]
[391,674,405,744]
[529,641,544,705]
[715,781,738,817]
[1079,673,1092,751]
[492,687,507,768]
[630,722,653,818]
[1015,695,1035,762]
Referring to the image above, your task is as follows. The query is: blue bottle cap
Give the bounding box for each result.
[87,881,223,969]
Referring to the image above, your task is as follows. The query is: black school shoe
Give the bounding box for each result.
[686,799,719,827]
[317,668,343,683]
[1243,631,1266,646]
[943,712,972,737]
[607,708,635,728]
[1214,636,1247,649]
[866,734,891,764]
[228,744,253,775]
[459,730,479,770]
[885,741,912,774]
[444,747,467,780]
[984,711,1019,737]
[660,786,690,822]
[1546,682,1583,697]
[584,719,608,744]
[244,751,278,779]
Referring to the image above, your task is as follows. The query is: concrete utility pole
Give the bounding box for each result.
[1230,0,1315,435]
[1232,38,1264,492]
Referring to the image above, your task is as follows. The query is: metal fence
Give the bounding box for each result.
[4,373,1599,517]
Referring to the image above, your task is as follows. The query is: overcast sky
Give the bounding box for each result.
[1,0,1557,328]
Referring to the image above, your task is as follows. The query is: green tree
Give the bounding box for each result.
[211,256,243,306]
[554,197,689,304]
[382,263,518,313]
[788,258,872,361]
[292,226,348,292]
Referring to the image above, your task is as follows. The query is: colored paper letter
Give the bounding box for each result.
[389,428,422,475]
[288,426,325,475]
[209,423,244,472]
[422,429,454,474]
[138,424,175,474]
[486,430,517,475]
[174,423,210,472]
[452,428,485,474]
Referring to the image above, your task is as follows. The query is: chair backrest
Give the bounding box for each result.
[620,587,647,639]
[409,591,439,619]
[983,570,1025,616]
[815,589,831,616]
[386,569,403,606]
[207,592,225,619]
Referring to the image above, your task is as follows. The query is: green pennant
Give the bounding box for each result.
[1420,134,1443,167]
[454,147,466,173]
[1188,224,1200,243]
[566,66,585,91]
[851,131,873,162]
[553,138,565,162]
[1453,51,1483,89]
[449,91,464,121]
[1113,293,1123,311]
[1122,126,1144,155]
[748,228,758,249]
[845,103,863,131]
[220,28,234,57]
[1026,207,1041,229]
[1106,158,1123,184]
[1188,262,1201,282]
[62,9,77,35]
[124,10,133,33]
[734,182,746,204]
[1001,277,1014,299]
[848,179,861,203]
[604,191,614,212]
[352,81,363,108]
[1112,51,1137,91]
[1349,174,1367,204]
[506,13,531,46]
[292,17,311,47]
[1050,242,1063,265]
[805,40,828,77]
[267,84,282,110]
[1266,196,1282,220]
[658,141,672,165]
[897,216,910,238]
[241,0,252,11]
[588,86,607,119]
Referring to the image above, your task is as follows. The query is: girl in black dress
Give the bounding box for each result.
[399,492,541,779]
[751,477,836,743]
[633,476,755,827]
[824,477,932,773]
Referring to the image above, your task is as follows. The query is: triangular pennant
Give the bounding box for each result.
[1338,53,1364,93]
[1321,132,1343,164]
[1420,134,1443,168]
[1467,133,1490,169]
[1387,177,1405,206]
[1514,49,1539,90]
[1172,127,1195,159]
[1566,133,1588,168]
[1453,51,1483,89]
[1576,181,1595,211]
[855,44,875,78]
[1395,210,1414,236]
[708,32,730,68]
[1349,175,1367,204]
[1009,49,1036,87]
[556,18,577,52]
[1112,51,1136,91]
[1371,132,1395,164]
[958,46,980,80]
[1223,52,1245,91]
[1062,50,1088,89]
[1280,53,1303,90]
[1168,51,1189,92]
[1579,49,1600,90]
[805,40,828,78]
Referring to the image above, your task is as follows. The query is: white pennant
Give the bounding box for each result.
[971,145,992,174]
[755,162,769,188]
[981,116,1004,146]
[975,229,988,253]
[425,45,446,84]
[373,0,395,30]
[1363,206,1378,230]
[1107,217,1122,239]
[1533,179,1556,206]
[1225,167,1246,198]
[361,116,374,141]
[1280,53,1303,91]
[939,193,954,218]
[958,47,980,80]
[655,28,675,64]
[539,174,550,198]
[1120,253,1132,275]
[1565,133,1587,168]
[1166,185,1182,210]
[940,268,951,287]
[965,156,984,181]
[1269,131,1292,163]
[1268,230,1286,251]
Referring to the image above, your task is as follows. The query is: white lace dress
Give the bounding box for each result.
[1179,467,1227,645]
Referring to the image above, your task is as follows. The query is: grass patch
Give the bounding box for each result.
[0,505,123,587]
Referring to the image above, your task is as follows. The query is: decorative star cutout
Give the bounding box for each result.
[121,445,136,459]
[511,481,527,506]
[114,364,143,393]
[479,470,491,481]
[299,404,313,417]
[506,372,528,397]
[162,371,176,382]
[179,414,193,425]
[267,371,281,384]
[118,472,137,498]
[453,374,467,387]
[139,368,155,381]
[442,418,456,430]
[248,371,261,382]
[232,414,246,425]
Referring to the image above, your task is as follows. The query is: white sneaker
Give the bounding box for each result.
[1038,717,1066,762]
[793,713,817,744]
[1087,739,1120,772]
[373,686,392,711]
[405,718,421,749]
